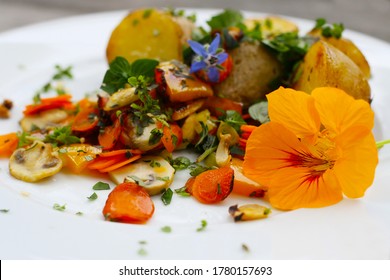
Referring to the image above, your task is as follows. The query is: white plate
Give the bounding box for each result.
[0,9,390,260]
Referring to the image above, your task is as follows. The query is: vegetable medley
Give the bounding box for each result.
[0,8,379,224]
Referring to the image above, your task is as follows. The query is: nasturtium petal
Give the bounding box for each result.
[312,87,374,135]
[243,122,311,187]
[268,168,343,210]
[333,132,378,198]
[267,87,320,143]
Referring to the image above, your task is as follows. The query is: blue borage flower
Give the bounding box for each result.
[188,33,228,83]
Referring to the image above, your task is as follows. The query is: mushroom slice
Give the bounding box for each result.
[9,141,62,182]
[103,87,138,111]
[109,156,175,196]
[20,109,69,132]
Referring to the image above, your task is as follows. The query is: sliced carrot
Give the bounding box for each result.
[161,123,182,153]
[99,149,142,158]
[0,133,19,157]
[240,124,257,133]
[23,94,73,115]
[98,154,141,173]
[103,182,155,224]
[191,166,234,204]
[88,156,124,170]
[71,106,99,132]
[98,118,122,150]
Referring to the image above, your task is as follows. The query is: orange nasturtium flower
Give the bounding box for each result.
[243,87,378,210]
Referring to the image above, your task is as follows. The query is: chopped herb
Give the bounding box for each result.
[139,240,147,245]
[230,145,245,157]
[174,186,191,197]
[248,101,270,124]
[157,176,170,182]
[149,160,161,168]
[196,219,208,232]
[189,164,212,177]
[127,175,147,187]
[53,203,66,211]
[75,212,83,216]
[87,192,98,201]
[143,9,153,19]
[170,156,191,171]
[92,181,111,190]
[314,18,344,39]
[138,248,148,256]
[84,155,94,162]
[0,209,10,213]
[132,19,139,26]
[45,126,80,146]
[161,226,172,233]
[217,183,222,194]
[161,188,173,205]
[149,128,163,145]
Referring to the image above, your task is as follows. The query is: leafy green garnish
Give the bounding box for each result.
[219,110,246,132]
[170,156,191,171]
[174,186,191,197]
[45,126,80,146]
[189,164,212,177]
[314,18,344,39]
[161,188,173,205]
[53,203,66,211]
[0,209,10,213]
[207,9,244,30]
[87,192,98,201]
[75,212,83,216]
[161,226,172,233]
[101,57,159,94]
[248,101,270,124]
[33,65,73,103]
[92,181,111,191]
[196,219,208,232]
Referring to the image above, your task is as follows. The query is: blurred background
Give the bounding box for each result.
[0,0,389,42]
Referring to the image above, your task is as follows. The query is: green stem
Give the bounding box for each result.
[376,139,390,149]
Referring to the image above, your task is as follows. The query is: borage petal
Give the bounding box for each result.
[188,40,208,57]
[208,33,221,54]
[216,52,228,64]
[207,67,220,83]
[312,87,374,135]
[267,87,321,143]
[190,61,207,73]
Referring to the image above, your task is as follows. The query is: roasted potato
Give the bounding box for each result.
[213,41,282,107]
[106,8,185,63]
[308,29,371,78]
[292,40,371,102]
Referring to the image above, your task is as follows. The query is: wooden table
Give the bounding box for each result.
[1,0,389,42]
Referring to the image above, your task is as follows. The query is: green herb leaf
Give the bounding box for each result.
[75,212,83,216]
[101,57,159,94]
[174,186,191,197]
[0,209,10,213]
[161,188,173,205]
[196,219,208,232]
[189,164,212,177]
[207,9,243,30]
[248,101,270,124]
[87,192,98,201]
[53,203,66,211]
[45,126,80,146]
[220,110,246,132]
[161,226,172,233]
[170,156,191,171]
[92,181,111,191]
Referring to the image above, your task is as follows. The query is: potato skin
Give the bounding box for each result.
[292,40,371,102]
[213,41,282,107]
[106,9,183,63]
[308,30,371,78]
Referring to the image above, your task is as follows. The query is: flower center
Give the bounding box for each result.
[205,54,219,67]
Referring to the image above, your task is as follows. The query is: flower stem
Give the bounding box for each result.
[376,139,390,149]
